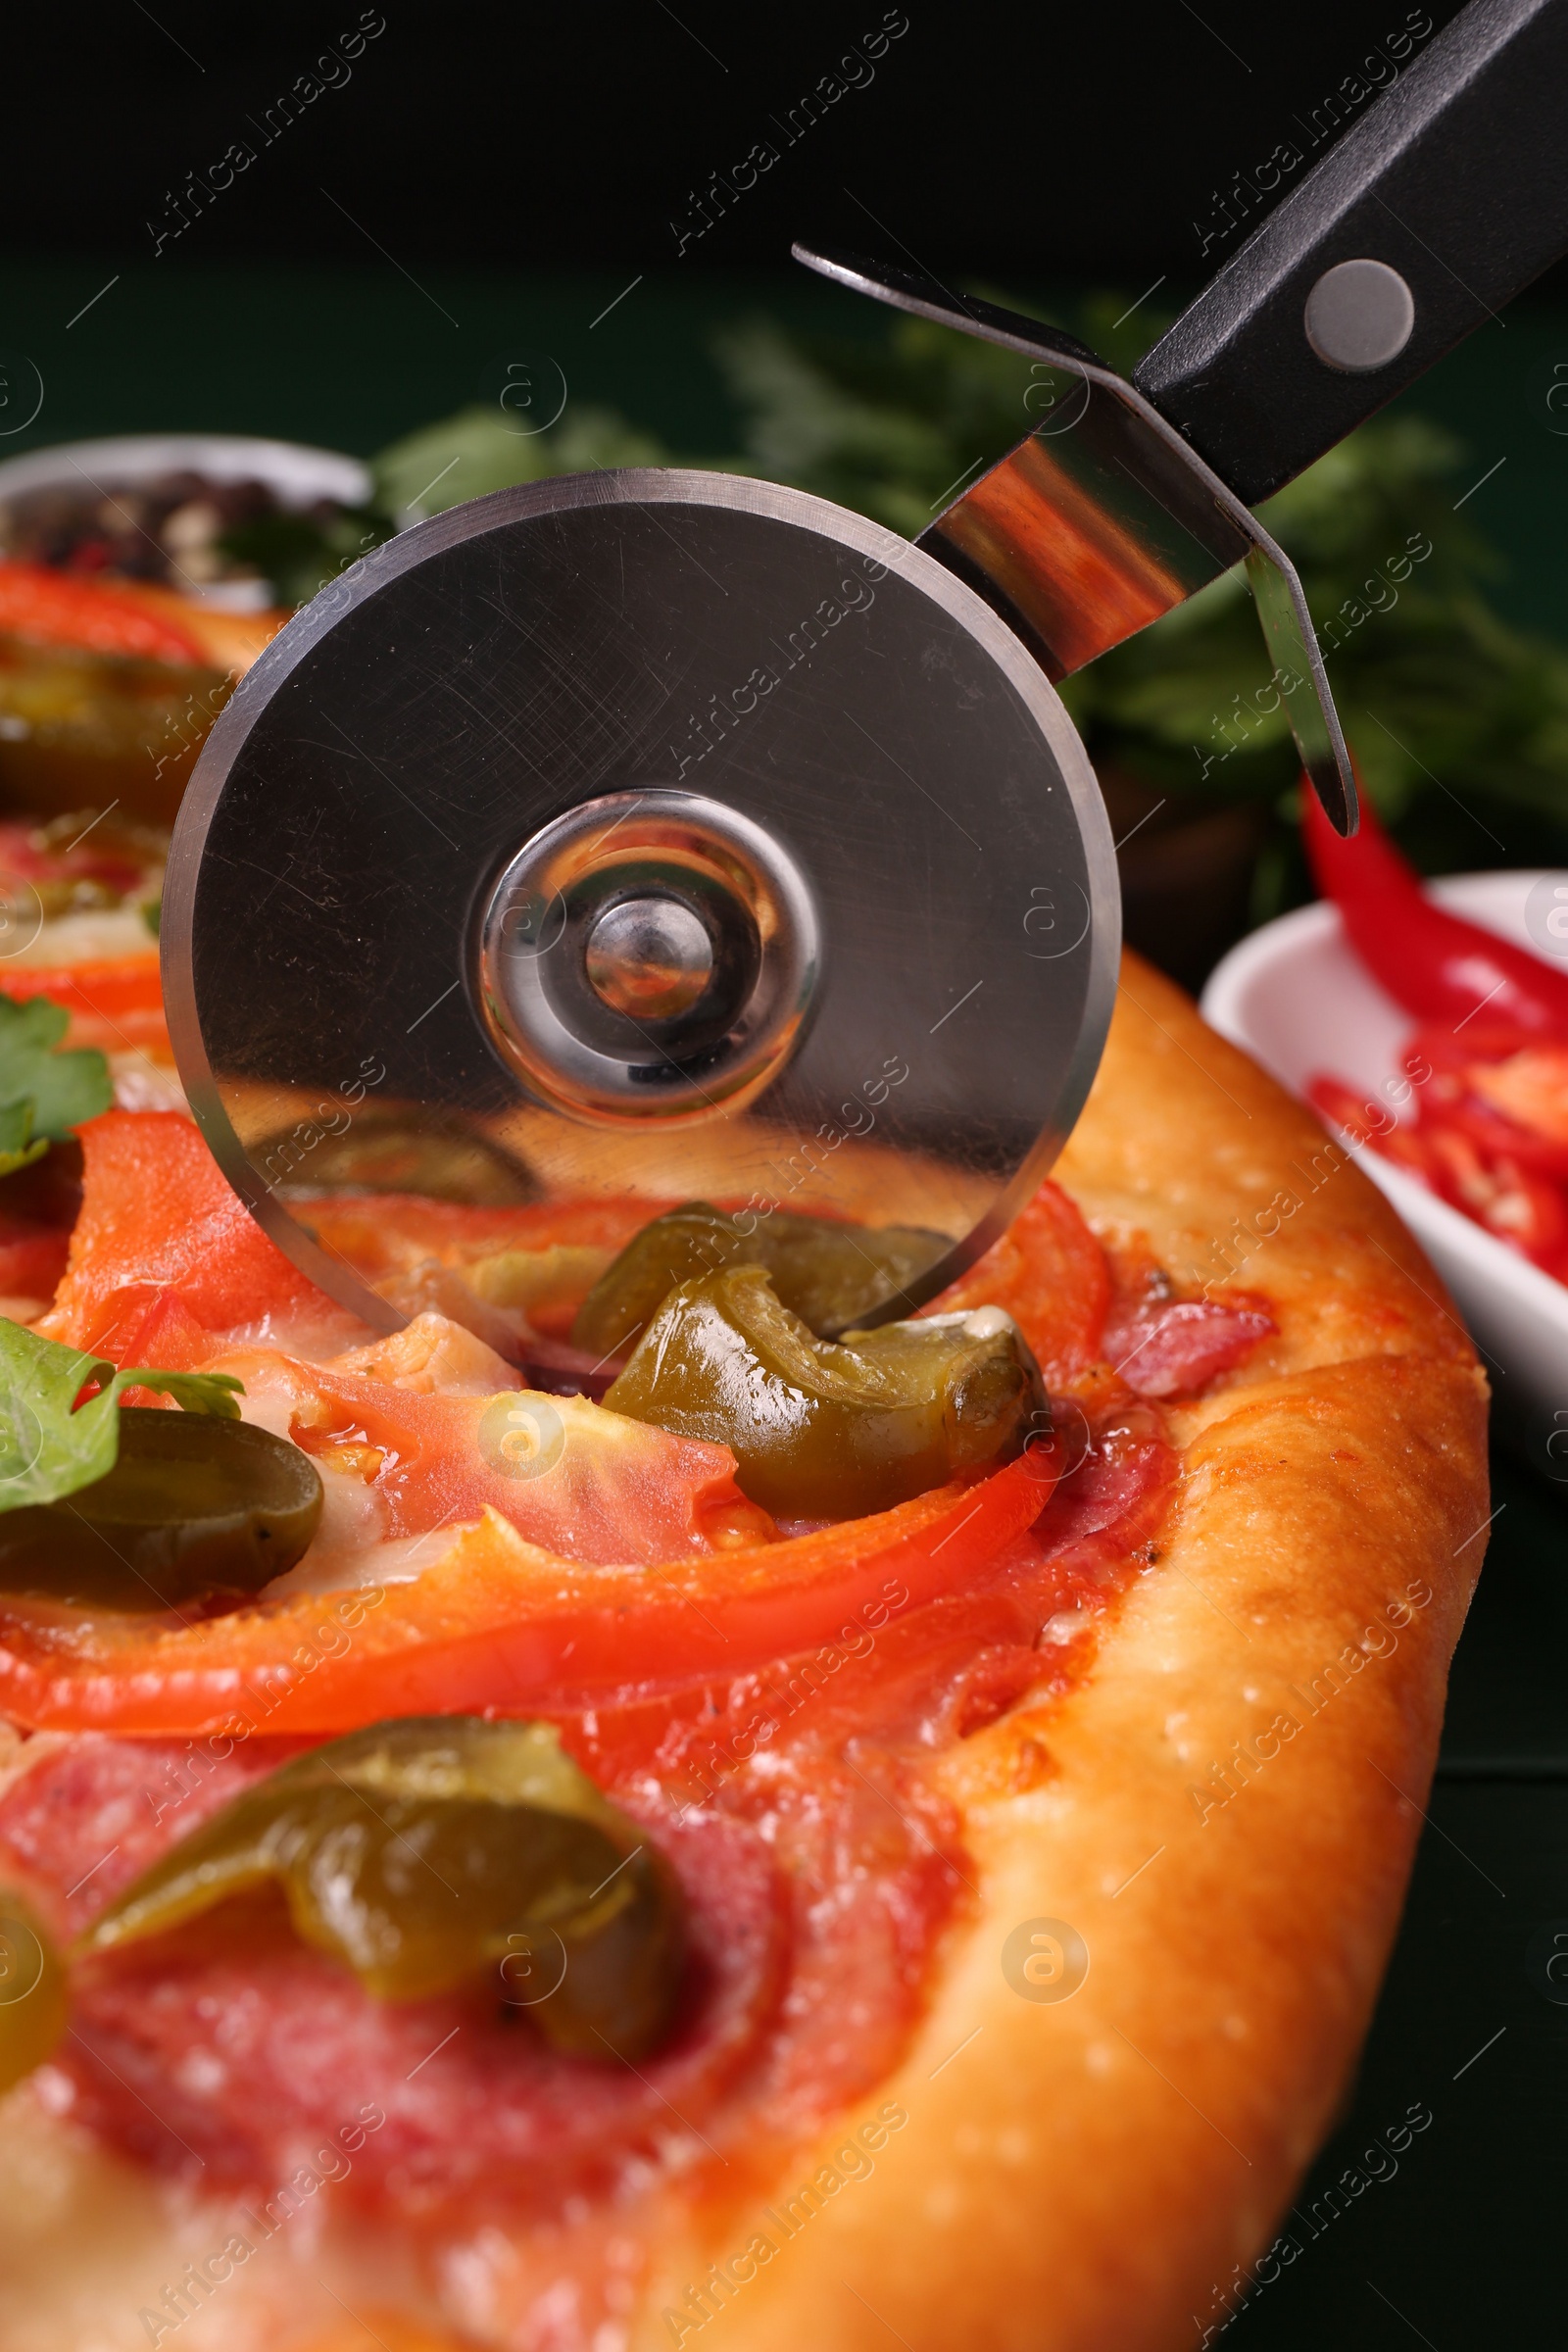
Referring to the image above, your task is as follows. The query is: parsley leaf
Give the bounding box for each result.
[0,1318,243,1516]
[0,1100,47,1181]
[0,997,113,1166]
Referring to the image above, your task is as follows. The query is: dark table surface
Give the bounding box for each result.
[1224,1411,1568,2351]
[1222,1401,1568,2342]
[3,255,1564,2347]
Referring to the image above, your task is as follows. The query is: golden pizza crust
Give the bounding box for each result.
[629,953,1489,2351]
[0,954,1490,2352]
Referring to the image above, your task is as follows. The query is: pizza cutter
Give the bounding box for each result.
[163,0,1568,1352]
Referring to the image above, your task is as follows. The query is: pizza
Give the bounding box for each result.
[0,925,1488,2352]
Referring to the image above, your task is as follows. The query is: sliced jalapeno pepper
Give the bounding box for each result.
[79,1717,684,2060]
[0,1406,322,1610]
[605,1265,1047,1518]
[256,1104,537,1206]
[0,1891,69,2097]
[571,1200,948,1357]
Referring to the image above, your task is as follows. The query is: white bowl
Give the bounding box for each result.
[0,434,373,612]
[1201,872,1568,1445]
[0,432,370,508]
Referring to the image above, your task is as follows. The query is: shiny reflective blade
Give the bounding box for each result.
[793,244,1356,836]
[164,471,1118,1348]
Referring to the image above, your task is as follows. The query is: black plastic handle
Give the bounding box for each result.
[1134,0,1568,502]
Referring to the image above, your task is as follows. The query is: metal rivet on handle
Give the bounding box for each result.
[1303,259,1415,373]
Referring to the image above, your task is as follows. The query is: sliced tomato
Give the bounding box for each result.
[204,1337,772,1566]
[82,1282,222,1374]
[929,1179,1110,1385]
[0,1449,1055,1738]
[39,1109,346,1356]
[0,562,207,663]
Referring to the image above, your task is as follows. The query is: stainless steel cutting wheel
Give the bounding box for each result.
[164,471,1118,1338]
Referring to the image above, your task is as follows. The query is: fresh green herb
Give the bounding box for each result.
[0,996,113,1178]
[141,893,162,940]
[217,505,397,610]
[0,1317,242,1516]
[371,404,674,519]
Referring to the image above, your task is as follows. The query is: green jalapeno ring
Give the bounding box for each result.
[77,1718,685,2062]
[572,1200,950,1358]
[606,1266,1048,1519]
[0,1891,70,2098]
[0,1407,323,1612]
[848,1305,1051,1477]
[0,1724,687,2095]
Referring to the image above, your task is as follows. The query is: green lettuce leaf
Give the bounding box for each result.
[0,996,113,1151]
[0,1318,243,1515]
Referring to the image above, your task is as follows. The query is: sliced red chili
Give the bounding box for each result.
[1303,778,1568,1037]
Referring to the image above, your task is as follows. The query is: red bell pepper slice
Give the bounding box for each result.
[0,1449,1056,1739]
[0,956,169,1057]
[0,562,207,664]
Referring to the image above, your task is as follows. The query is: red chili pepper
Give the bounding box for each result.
[1305,1075,1396,1151]
[1302,775,1568,1037]
[1419,1117,1568,1275]
[1399,1021,1543,1077]
[1307,1074,1446,1184]
[1435,1097,1568,1183]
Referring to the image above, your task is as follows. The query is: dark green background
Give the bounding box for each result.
[3,256,1565,2346]
[5,253,1568,643]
